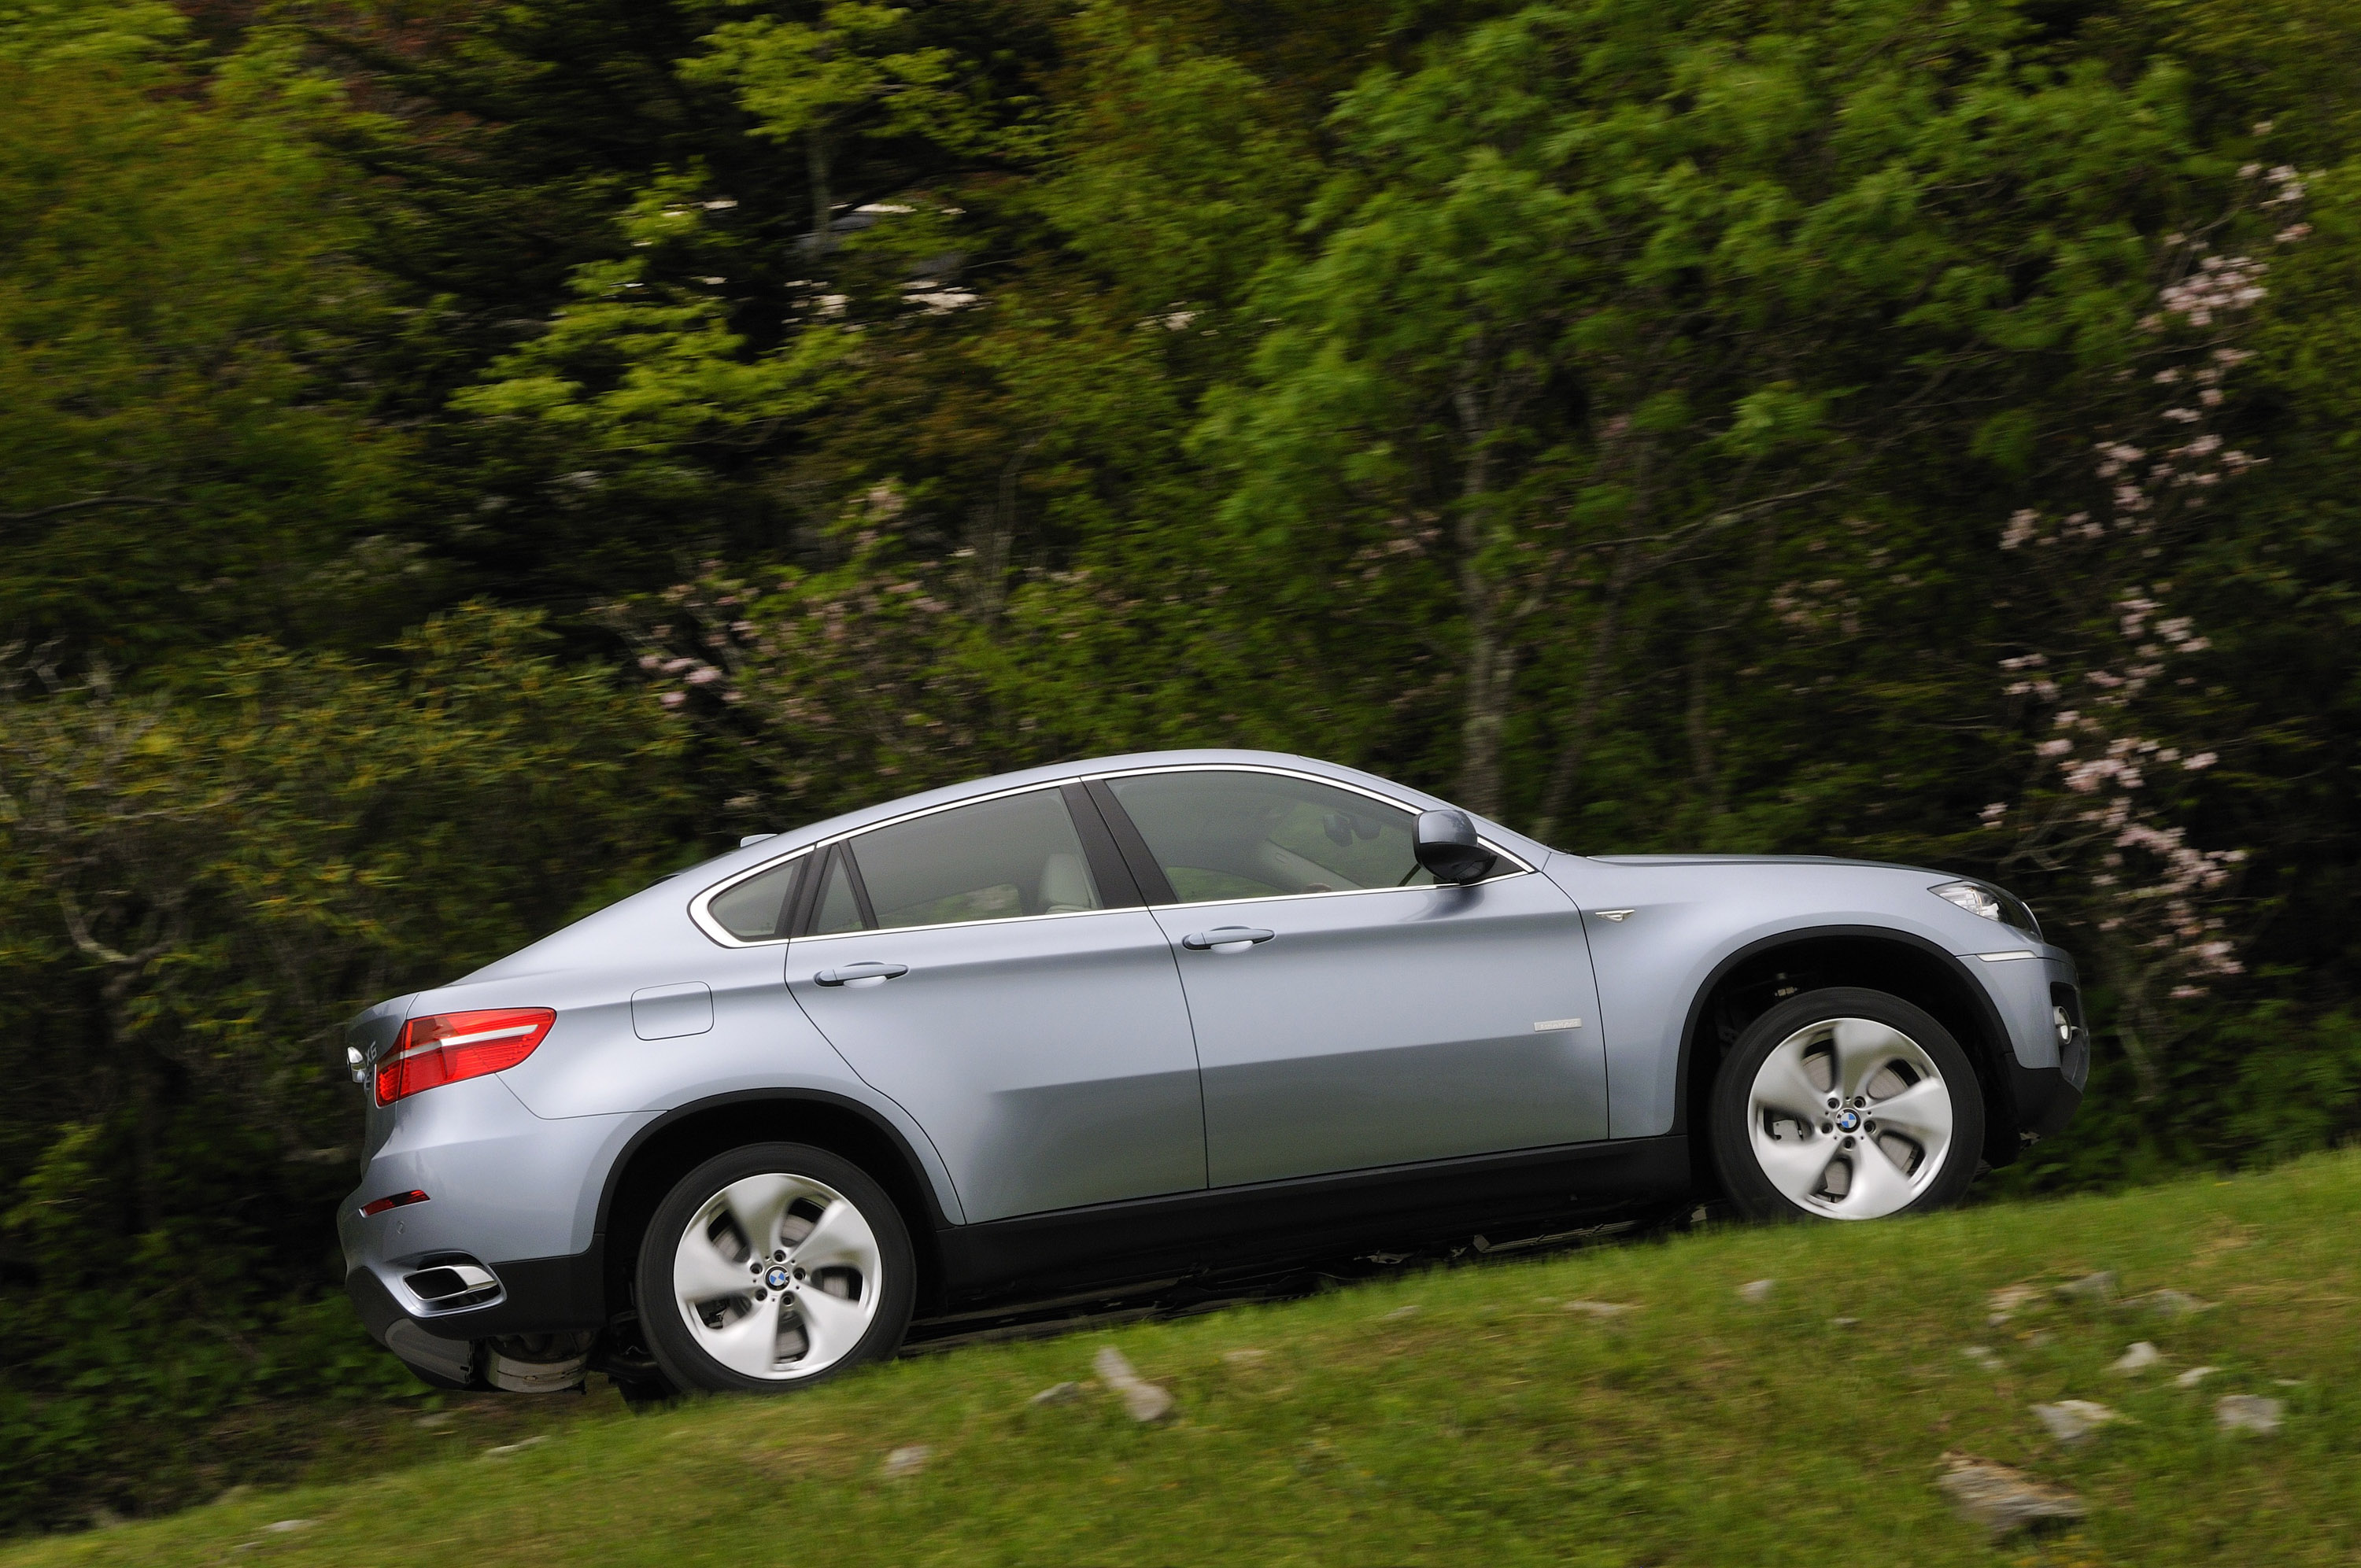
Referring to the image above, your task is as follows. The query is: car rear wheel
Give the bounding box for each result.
[1711,987,1985,1223]
[637,1142,914,1393]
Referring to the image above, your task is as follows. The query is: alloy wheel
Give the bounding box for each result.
[670,1172,885,1380]
[1745,1016,1956,1219]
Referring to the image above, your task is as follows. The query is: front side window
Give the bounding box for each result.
[1106,770,1433,902]
[845,788,1104,931]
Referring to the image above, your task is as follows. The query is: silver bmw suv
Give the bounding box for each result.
[339,751,2085,1398]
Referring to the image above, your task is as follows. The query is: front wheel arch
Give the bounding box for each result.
[1674,928,2019,1191]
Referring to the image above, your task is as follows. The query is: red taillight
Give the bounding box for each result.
[359,1190,430,1217]
[375,1008,555,1105]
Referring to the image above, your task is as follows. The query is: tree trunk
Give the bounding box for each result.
[1455,533,1512,821]
[1451,371,1529,821]
[1531,540,1642,845]
[807,131,833,260]
[1682,568,1722,815]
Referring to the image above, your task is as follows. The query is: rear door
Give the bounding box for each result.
[784,783,1206,1223]
[1095,767,1608,1188]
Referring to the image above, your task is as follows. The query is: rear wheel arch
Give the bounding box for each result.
[597,1092,951,1326]
[1674,927,2019,1183]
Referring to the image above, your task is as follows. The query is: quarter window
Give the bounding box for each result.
[1106,771,1433,902]
[845,788,1104,931]
[706,857,804,941]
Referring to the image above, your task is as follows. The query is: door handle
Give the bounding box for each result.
[813,961,908,987]
[1180,927,1275,953]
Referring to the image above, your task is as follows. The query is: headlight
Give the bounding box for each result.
[1932,880,2003,921]
[1931,880,2039,936]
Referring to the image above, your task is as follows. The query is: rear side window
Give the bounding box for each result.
[1107,770,1431,902]
[848,788,1103,930]
[706,856,804,941]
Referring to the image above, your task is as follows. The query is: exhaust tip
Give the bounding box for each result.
[403,1259,501,1310]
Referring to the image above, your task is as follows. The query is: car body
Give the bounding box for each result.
[338,750,2085,1393]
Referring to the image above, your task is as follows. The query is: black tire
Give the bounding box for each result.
[637,1142,915,1394]
[1710,987,1986,1223]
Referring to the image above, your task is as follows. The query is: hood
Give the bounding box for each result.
[1584,853,1943,876]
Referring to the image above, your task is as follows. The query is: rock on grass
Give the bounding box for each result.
[1937,1453,2086,1541]
[2215,1395,2284,1435]
[1987,1283,2045,1326]
[2054,1271,2119,1306]
[2032,1400,2121,1445]
[881,1445,930,1478]
[2110,1341,2163,1375]
[1093,1347,1177,1423]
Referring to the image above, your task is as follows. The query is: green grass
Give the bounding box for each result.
[14,1151,2361,1566]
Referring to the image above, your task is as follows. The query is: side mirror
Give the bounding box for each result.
[1414,809,1498,885]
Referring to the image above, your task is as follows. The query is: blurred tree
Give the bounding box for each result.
[0,0,420,661]
[0,607,688,1527]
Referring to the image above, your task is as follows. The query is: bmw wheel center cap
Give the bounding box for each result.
[1835,1109,1862,1133]
[764,1264,793,1290]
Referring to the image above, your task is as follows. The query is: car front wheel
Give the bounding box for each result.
[1711,987,1985,1222]
[637,1142,915,1393]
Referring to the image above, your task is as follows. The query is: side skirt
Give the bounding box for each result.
[935,1134,1691,1308]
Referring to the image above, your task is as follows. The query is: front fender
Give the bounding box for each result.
[1543,854,2061,1138]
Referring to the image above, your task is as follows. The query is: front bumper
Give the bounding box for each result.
[1966,945,2089,1149]
[2003,1059,2083,1142]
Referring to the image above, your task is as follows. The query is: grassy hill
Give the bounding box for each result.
[12,1152,2361,1567]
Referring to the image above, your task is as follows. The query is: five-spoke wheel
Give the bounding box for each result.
[637,1142,914,1394]
[1712,987,1984,1222]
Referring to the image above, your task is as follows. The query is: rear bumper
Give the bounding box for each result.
[346,1246,606,1388]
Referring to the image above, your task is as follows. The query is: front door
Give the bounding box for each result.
[1097,767,1608,1187]
[785,784,1206,1223]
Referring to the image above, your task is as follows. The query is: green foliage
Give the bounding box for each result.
[10,0,2361,1534]
[0,0,419,659]
[0,610,689,1529]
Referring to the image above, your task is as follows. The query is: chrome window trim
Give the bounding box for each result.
[689,765,1532,948]
[689,779,1089,948]
[793,903,1140,945]
[688,847,815,949]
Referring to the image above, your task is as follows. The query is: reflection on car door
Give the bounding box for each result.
[785,784,1206,1222]
[1099,769,1608,1187]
